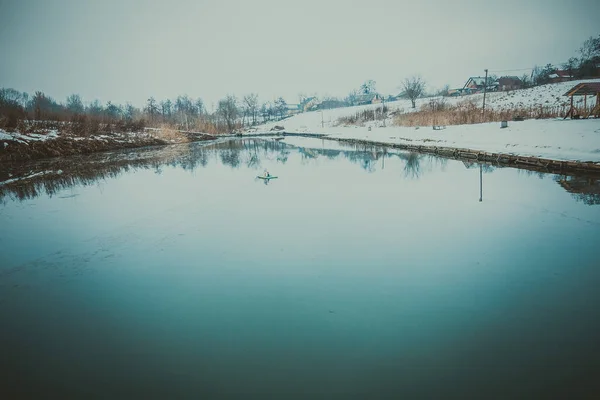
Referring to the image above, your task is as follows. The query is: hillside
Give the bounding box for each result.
[252,79,600,133]
[248,79,600,164]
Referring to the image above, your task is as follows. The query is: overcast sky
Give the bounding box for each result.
[1,0,598,109]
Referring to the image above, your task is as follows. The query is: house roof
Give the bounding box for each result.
[555,70,573,77]
[498,76,521,82]
[549,70,573,79]
[300,97,316,105]
[356,93,380,102]
[564,82,600,96]
[463,77,498,90]
[464,77,487,87]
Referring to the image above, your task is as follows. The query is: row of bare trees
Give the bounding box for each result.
[0,87,296,134]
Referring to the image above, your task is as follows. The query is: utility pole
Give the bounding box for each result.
[482,68,488,121]
[321,109,324,128]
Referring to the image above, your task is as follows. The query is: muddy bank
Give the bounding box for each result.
[0,130,217,163]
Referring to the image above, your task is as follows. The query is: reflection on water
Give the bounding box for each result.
[1,137,600,399]
[557,175,600,205]
[2,138,599,205]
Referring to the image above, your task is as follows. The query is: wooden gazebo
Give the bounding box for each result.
[563,82,600,119]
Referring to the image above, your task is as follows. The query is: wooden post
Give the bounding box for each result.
[584,94,587,117]
[565,95,574,119]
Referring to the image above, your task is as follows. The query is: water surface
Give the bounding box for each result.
[1,138,599,399]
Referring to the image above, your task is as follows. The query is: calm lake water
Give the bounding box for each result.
[1,138,600,399]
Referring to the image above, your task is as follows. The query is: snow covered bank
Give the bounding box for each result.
[248,80,600,163]
[324,119,600,163]
[252,118,600,164]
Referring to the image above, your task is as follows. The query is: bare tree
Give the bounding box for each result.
[243,93,259,125]
[195,98,205,115]
[87,99,103,116]
[260,102,269,123]
[124,103,136,121]
[402,76,425,108]
[31,91,60,120]
[160,99,172,118]
[345,89,359,106]
[563,57,579,78]
[577,35,600,78]
[579,35,600,62]
[436,85,450,97]
[217,95,239,132]
[274,97,287,120]
[360,80,376,95]
[66,94,84,114]
[145,97,159,121]
[105,101,121,119]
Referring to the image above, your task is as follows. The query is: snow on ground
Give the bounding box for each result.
[0,129,151,145]
[457,79,599,111]
[0,129,60,143]
[324,119,600,163]
[268,118,600,163]
[249,79,600,163]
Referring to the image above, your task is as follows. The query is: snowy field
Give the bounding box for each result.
[250,79,600,163]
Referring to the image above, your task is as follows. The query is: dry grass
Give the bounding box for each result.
[149,124,190,143]
[394,98,569,127]
[337,106,389,126]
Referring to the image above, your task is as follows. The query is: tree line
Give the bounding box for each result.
[0,89,292,134]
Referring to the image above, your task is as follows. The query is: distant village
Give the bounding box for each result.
[290,66,596,115]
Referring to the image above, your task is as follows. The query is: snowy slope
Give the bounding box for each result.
[249,80,600,163]
[455,79,600,111]
[253,79,600,133]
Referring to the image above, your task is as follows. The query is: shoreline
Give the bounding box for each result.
[243,115,600,173]
[0,128,219,163]
[1,134,599,205]
[2,121,600,175]
[243,131,600,174]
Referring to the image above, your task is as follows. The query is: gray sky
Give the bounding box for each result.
[1,0,598,108]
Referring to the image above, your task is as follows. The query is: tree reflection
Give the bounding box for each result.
[1,138,598,206]
[555,175,600,205]
[403,152,423,179]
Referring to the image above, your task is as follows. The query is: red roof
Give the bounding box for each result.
[554,70,573,78]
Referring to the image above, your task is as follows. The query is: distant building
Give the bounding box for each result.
[462,76,498,94]
[316,99,348,110]
[286,104,301,116]
[497,76,523,91]
[548,70,574,83]
[355,93,382,105]
[388,91,408,101]
[448,88,465,96]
